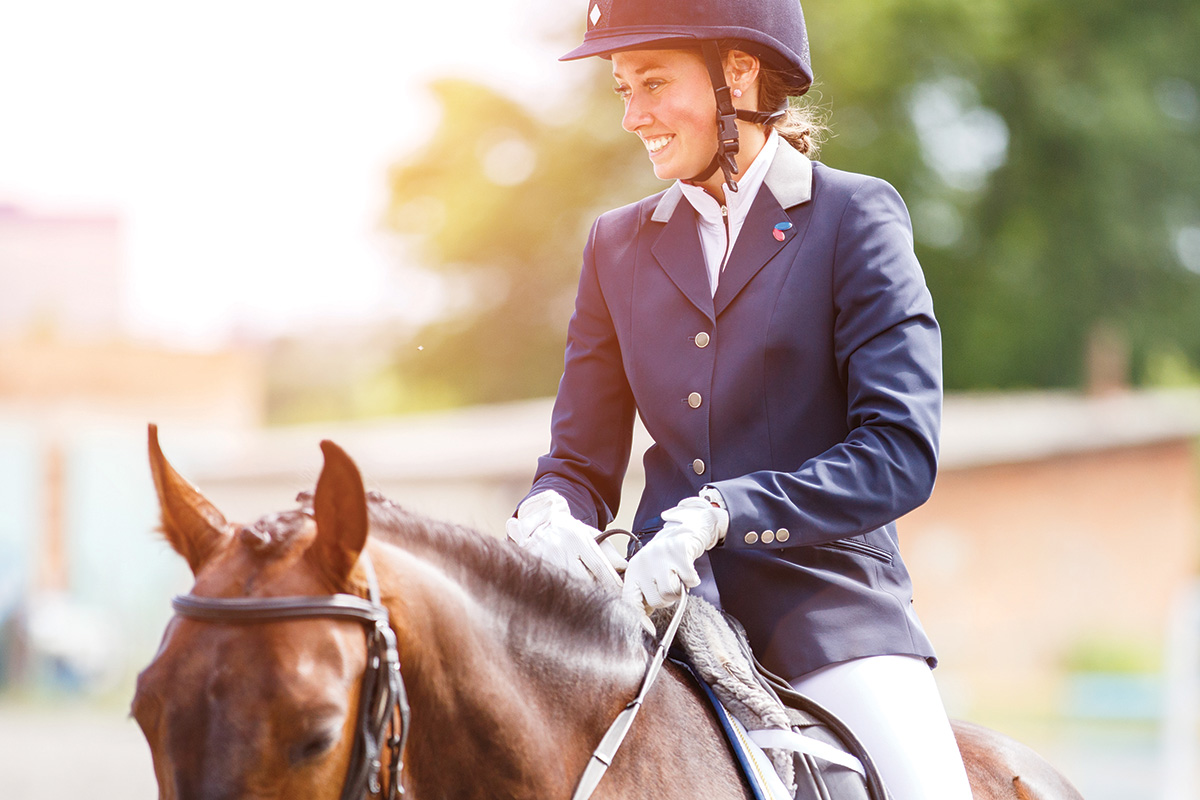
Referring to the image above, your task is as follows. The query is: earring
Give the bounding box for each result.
[733,88,743,99]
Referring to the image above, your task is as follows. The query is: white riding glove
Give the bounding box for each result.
[622,495,729,610]
[506,490,626,590]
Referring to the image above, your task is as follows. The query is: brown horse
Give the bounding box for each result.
[133,428,1084,800]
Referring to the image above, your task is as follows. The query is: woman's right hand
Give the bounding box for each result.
[506,490,626,590]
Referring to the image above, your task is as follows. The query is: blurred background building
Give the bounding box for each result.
[1,0,1199,798]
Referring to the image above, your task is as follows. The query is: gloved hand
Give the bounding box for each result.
[622,495,729,610]
[506,490,626,589]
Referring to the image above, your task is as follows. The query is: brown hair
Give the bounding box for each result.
[756,66,826,157]
[717,41,826,157]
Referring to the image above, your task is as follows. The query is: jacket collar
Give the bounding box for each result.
[650,145,815,318]
[650,143,813,222]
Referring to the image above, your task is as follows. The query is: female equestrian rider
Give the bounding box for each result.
[506,1,972,796]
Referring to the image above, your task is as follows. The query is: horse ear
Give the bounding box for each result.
[309,440,369,588]
[147,424,231,575]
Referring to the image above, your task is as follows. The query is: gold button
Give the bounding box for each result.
[687,392,702,408]
[695,332,710,348]
[776,528,790,543]
[692,459,705,475]
[744,531,759,545]
[761,530,775,544]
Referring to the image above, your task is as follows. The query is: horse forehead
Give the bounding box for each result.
[139,614,364,709]
[135,617,364,776]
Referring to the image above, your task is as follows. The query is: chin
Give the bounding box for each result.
[651,161,687,182]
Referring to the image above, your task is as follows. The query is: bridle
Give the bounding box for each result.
[169,541,681,800]
[171,555,411,800]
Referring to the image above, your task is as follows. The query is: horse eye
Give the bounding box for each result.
[290,731,338,765]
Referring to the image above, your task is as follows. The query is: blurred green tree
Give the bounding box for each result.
[385,0,1200,407]
[383,74,660,408]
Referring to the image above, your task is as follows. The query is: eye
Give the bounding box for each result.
[613,83,631,101]
[289,730,339,765]
[645,79,665,92]
[288,713,346,766]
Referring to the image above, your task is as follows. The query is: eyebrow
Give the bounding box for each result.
[612,61,670,81]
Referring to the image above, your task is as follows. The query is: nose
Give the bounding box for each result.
[621,91,652,133]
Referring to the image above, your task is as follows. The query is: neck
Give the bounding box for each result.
[387,551,645,799]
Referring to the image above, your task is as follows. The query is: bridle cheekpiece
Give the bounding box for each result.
[171,554,411,800]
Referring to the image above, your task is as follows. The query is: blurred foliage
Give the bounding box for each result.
[385,0,1200,408]
[1063,634,1161,674]
[384,74,661,407]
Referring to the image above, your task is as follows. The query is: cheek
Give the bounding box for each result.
[671,100,715,150]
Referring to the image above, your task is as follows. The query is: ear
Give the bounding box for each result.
[147,424,231,575]
[308,440,369,589]
[724,49,761,97]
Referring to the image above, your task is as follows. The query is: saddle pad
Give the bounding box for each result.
[675,659,792,800]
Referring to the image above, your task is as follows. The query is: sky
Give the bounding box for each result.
[0,0,576,347]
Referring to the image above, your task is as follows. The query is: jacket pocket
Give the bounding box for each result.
[816,537,893,564]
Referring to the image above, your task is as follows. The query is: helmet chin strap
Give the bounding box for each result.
[698,41,741,193]
[690,41,787,193]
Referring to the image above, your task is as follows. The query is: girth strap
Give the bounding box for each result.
[746,728,866,777]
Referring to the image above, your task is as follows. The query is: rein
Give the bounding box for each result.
[171,554,411,800]
[571,590,689,800]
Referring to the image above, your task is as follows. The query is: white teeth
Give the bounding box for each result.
[643,135,672,153]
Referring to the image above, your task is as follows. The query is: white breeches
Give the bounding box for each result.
[789,655,973,800]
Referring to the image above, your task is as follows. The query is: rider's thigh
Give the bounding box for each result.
[790,654,972,800]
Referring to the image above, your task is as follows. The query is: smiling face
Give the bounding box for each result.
[612,48,719,185]
[612,47,768,198]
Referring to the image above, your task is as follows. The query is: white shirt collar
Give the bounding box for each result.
[676,131,782,295]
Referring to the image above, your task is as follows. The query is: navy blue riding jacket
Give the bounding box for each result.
[524,144,940,680]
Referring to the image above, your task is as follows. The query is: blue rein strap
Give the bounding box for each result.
[571,591,690,800]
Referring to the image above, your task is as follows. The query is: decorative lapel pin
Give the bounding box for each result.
[773,221,793,242]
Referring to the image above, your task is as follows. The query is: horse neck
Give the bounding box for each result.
[371,539,648,799]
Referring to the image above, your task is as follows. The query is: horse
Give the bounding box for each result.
[133,427,1085,799]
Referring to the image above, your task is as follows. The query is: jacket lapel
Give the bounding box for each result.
[650,183,715,321]
[713,147,815,317]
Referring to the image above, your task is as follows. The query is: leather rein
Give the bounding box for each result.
[571,590,688,800]
[171,555,411,800]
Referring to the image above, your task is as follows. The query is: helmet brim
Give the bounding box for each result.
[559,30,701,61]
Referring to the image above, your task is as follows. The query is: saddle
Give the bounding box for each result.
[663,596,890,800]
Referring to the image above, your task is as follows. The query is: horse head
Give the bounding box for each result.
[133,425,380,800]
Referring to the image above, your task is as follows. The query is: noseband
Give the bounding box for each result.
[171,555,411,800]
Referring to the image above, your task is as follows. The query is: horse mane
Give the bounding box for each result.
[278,491,651,672]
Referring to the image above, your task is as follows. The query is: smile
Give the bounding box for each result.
[642,135,673,154]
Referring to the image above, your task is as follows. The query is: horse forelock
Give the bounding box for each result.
[238,509,313,557]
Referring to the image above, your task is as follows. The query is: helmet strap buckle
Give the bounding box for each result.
[701,41,742,193]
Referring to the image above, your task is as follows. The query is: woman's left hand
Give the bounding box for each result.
[622,496,728,610]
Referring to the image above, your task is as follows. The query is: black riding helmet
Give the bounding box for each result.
[561,0,813,192]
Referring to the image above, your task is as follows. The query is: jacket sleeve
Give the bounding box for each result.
[521,216,637,529]
[711,177,942,548]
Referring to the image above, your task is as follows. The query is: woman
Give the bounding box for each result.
[506,1,972,797]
